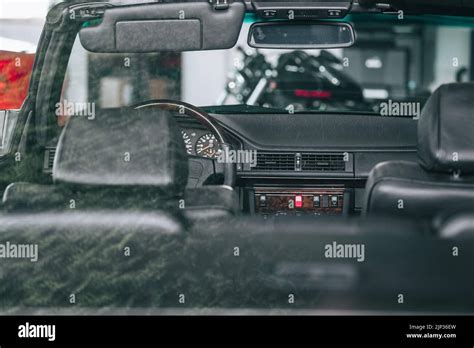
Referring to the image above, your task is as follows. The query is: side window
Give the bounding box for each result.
[0,50,35,156]
[0,51,35,155]
[0,0,47,155]
[0,51,35,110]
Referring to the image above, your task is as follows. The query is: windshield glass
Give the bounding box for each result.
[61,14,474,116]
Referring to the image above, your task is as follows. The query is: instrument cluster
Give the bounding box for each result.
[180,128,223,159]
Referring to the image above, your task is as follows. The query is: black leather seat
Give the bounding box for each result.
[363,83,474,219]
[2,107,239,221]
[437,213,474,239]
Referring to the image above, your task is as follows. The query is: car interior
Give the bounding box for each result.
[1,0,474,314]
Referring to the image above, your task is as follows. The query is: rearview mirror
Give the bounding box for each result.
[248,21,355,49]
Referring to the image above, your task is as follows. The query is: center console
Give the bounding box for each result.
[252,186,349,217]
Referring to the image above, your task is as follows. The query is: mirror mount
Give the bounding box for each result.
[251,0,352,20]
[248,21,356,49]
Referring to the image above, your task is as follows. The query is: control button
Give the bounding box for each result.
[262,10,277,18]
[313,195,321,208]
[322,195,329,208]
[295,153,302,171]
[213,0,229,10]
[259,195,267,207]
[295,195,303,208]
[328,9,342,17]
[331,195,339,208]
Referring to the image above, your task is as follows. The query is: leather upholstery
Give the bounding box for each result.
[0,210,182,235]
[364,83,474,219]
[2,182,239,221]
[438,213,474,239]
[2,182,180,212]
[418,83,474,174]
[363,161,474,219]
[184,186,239,221]
[0,214,440,310]
[2,183,65,210]
[54,107,189,194]
[2,108,238,220]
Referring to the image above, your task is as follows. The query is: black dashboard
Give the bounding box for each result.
[41,111,419,217]
[176,112,418,216]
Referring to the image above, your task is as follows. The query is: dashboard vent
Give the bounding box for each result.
[43,147,56,174]
[253,153,295,171]
[251,152,348,172]
[301,153,346,172]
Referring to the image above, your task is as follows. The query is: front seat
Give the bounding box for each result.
[364,83,474,220]
[3,107,239,221]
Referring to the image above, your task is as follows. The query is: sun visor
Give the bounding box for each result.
[79,1,245,53]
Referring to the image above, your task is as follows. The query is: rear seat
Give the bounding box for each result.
[437,213,474,238]
[2,214,473,312]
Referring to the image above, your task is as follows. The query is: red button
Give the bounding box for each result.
[295,195,303,208]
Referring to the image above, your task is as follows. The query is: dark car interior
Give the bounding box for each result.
[0,0,474,314]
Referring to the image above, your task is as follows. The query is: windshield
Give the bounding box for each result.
[61,14,474,116]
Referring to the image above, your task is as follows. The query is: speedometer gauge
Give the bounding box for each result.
[195,133,222,159]
[181,130,193,155]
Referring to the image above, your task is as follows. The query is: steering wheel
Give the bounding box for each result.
[134,100,236,189]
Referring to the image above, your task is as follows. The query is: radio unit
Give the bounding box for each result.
[254,187,347,217]
[251,1,353,20]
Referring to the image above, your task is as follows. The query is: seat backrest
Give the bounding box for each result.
[438,213,474,239]
[4,214,474,312]
[53,106,188,197]
[2,107,189,213]
[364,83,474,219]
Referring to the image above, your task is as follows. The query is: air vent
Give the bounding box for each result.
[253,153,295,171]
[43,147,56,174]
[251,152,348,172]
[301,153,346,172]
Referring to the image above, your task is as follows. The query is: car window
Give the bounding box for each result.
[0,0,46,109]
[0,0,47,155]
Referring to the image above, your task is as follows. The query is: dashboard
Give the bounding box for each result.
[175,111,418,217]
[41,109,416,217]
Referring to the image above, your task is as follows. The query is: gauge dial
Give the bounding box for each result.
[195,133,222,159]
[181,130,193,155]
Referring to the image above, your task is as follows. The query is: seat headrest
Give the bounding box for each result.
[418,83,474,174]
[53,107,189,194]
